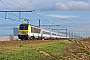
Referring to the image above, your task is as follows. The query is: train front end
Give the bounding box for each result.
[18,24,30,40]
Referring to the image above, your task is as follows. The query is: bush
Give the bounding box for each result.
[9,34,14,41]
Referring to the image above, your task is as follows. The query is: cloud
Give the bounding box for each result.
[0,0,90,11]
[40,1,90,11]
[46,14,79,19]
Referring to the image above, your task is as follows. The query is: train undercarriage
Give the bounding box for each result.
[18,35,67,41]
[18,35,43,40]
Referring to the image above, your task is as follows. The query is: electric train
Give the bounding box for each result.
[18,23,67,40]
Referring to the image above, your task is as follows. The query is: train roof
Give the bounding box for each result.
[19,23,66,35]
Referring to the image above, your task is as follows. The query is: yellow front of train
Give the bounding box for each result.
[18,24,31,40]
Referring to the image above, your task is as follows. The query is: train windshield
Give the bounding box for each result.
[19,24,28,30]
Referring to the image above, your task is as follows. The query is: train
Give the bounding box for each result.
[18,23,67,40]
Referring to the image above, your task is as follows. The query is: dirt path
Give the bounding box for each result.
[0,40,62,46]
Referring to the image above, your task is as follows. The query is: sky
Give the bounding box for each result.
[0,0,90,37]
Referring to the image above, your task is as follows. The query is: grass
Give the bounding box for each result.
[0,40,71,60]
[82,37,90,42]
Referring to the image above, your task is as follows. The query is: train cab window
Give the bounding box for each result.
[19,24,28,30]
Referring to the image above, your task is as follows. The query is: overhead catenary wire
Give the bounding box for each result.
[0,14,20,27]
[1,11,33,23]
[0,6,10,10]
[0,13,20,30]
[25,12,56,26]
[0,13,4,18]
[10,12,24,22]
[12,0,31,10]
[25,12,39,24]
[0,0,54,25]
[32,12,62,30]
[0,12,22,22]
[0,0,28,10]
[0,0,60,30]
[0,0,12,10]
[33,12,56,25]
[26,12,37,20]
[10,12,20,17]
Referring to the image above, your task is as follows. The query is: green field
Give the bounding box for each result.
[0,40,71,60]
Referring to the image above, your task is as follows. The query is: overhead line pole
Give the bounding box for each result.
[39,19,40,28]
[69,31,70,38]
[1,10,34,22]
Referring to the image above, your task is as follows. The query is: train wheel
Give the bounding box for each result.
[21,39,23,41]
[37,37,41,40]
[30,36,35,40]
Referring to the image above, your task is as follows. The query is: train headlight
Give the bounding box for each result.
[18,33,21,34]
[25,32,28,34]
[25,32,27,33]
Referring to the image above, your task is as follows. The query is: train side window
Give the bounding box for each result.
[31,27,41,33]
[58,35,60,36]
[52,33,56,36]
[43,31,50,35]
